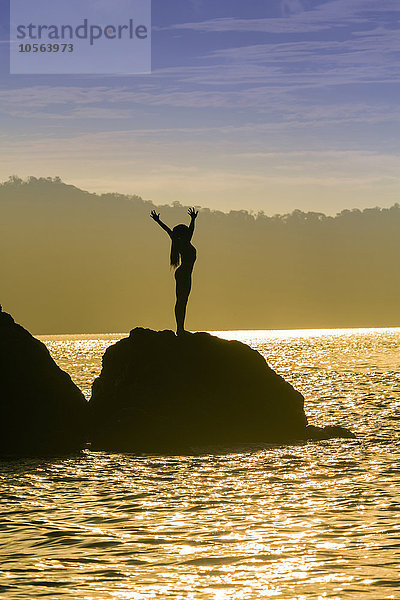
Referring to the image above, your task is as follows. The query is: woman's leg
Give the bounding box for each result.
[175,273,191,335]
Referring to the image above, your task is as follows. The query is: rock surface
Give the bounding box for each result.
[0,309,87,455]
[89,328,310,451]
[305,424,356,441]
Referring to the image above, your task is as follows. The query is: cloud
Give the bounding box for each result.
[0,0,398,211]
[0,126,399,214]
[0,0,398,123]
[1,128,399,180]
[164,0,400,34]
[1,83,398,130]
[0,82,399,163]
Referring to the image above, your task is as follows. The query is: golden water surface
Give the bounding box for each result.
[1,328,400,599]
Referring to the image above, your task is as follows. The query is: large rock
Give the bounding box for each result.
[89,328,310,451]
[0,309,87,455]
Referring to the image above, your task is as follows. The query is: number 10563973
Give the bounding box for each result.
[18,43,74,52]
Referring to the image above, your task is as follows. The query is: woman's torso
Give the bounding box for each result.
[178,243,196,271]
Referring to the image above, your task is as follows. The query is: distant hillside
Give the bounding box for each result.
[0,176,399,333]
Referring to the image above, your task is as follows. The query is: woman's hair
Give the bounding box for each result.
[170,224,189,268]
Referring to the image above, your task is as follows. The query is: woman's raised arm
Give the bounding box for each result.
[150,210,173,238]
[187,207,198,240]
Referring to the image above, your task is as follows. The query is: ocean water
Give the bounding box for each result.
[1,328,400,599]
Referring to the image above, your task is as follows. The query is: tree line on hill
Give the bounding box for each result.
[0,176,398,333]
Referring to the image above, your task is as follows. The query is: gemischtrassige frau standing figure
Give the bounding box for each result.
[150,207,198,336]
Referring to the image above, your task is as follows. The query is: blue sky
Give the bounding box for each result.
[0,0,399,214]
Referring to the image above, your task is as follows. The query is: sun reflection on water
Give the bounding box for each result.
[1,328,399,598]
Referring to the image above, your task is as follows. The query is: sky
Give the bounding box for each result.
[0,0,399,214]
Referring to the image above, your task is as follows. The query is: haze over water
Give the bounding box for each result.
[1,328,400,599]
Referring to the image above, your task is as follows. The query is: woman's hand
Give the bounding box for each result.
[188,207,198,219]
[150,210,160,222]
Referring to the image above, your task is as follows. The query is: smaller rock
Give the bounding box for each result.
[0,310,88,455]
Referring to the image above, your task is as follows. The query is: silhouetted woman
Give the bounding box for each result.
[150,207,198,336]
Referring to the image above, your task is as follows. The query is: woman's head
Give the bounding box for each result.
[172,224,189,240]
[170,224,189,267]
